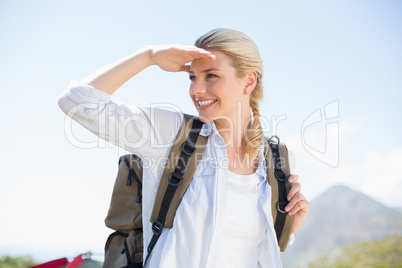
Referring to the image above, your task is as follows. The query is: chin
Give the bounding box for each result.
[198,116,213,123]
[196,112,214,123]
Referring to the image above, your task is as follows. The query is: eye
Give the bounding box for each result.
[206,73,218,79]
[189,75,196,81]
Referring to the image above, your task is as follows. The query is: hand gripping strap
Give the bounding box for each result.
[264,136,294,252]
[146,114,208,264]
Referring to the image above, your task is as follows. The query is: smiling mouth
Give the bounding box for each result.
[197,99,217,109]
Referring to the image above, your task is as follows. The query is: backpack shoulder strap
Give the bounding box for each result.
[146,113,208,263]
[150,114,208,227]
[264,135,294,252]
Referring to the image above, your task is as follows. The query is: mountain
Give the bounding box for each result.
[308,236,402,267]
[281,184,402,268]
[391,207,402,214]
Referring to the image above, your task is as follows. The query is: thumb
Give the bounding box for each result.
[180,64,191,72]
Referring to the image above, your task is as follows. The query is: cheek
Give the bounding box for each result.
[191,98,197,108]
[189,92,197,107]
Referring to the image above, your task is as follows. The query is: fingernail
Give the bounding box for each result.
[285,206,290,211]
[289,177,293,183]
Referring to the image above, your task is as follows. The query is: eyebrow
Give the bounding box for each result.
[188,68,221,74]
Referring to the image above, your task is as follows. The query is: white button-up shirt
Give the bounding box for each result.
[58,81,283,268]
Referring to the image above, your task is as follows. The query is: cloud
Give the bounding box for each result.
[360,149,402,205]
[285,119,362,167]
[282,119,402,207]
[323,148,402,207]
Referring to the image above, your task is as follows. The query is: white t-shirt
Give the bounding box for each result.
[217,171,266,268]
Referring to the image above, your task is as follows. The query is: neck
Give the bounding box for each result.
[214,103,252,151]
[216,116,259,174]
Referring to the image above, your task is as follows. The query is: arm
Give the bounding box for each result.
[80,47,153,95]
[80,45,216,95]
[58,45,215,158]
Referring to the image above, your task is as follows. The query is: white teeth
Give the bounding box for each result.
[198,100,216,107]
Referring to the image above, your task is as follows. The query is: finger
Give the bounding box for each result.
[180,64,191,72]
[288,174,299,183]
[288,199,310,216]
[201,51,216,60]
[287,182,301,201]
[187,47,216,60]
[194,52,216,60]
[285,192,305,213]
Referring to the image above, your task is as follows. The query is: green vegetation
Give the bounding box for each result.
[0,255,38,268]
[308,236,402,268]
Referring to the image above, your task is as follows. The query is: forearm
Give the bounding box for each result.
[80,46,153,95]
[57,82,183,159]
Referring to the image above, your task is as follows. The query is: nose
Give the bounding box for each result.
[190,80,207,96]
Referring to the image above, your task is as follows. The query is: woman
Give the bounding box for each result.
[58,28,309,267]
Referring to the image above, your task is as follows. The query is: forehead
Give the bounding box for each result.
[189,50,234,72]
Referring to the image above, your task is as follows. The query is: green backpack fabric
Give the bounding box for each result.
[103,115,293,268]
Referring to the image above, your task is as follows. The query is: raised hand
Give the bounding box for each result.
[81,44,215,95]
[146,45,216,72]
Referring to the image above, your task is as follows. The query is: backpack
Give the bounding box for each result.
[102,114,293,268]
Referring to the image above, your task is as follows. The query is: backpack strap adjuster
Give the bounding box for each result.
[152,220,163,236]
[276,201,289,214]
[275,170,288,182]
[182,141,196,155]
[168,172,183,186]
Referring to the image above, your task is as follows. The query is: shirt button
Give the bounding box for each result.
[261,194,265,198]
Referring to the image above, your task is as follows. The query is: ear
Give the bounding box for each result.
[243,70,257,95]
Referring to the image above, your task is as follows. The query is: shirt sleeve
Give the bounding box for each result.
[57,80,183,159]
[288,233,296,246]
[288,149,296,173]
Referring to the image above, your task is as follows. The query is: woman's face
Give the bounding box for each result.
[189,50,249,123]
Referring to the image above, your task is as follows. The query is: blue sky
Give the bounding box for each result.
[0,0,401,262]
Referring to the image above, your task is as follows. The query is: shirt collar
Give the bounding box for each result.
[256,143,268,178]
[199,121,213,137]
[200,121,267,178]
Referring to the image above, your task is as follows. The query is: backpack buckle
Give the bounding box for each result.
[277,201,288,214]
[152,220,164,236]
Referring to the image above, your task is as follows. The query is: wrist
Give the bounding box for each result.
[139,45,155,67]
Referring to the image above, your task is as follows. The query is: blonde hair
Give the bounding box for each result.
[194,28,264,160]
